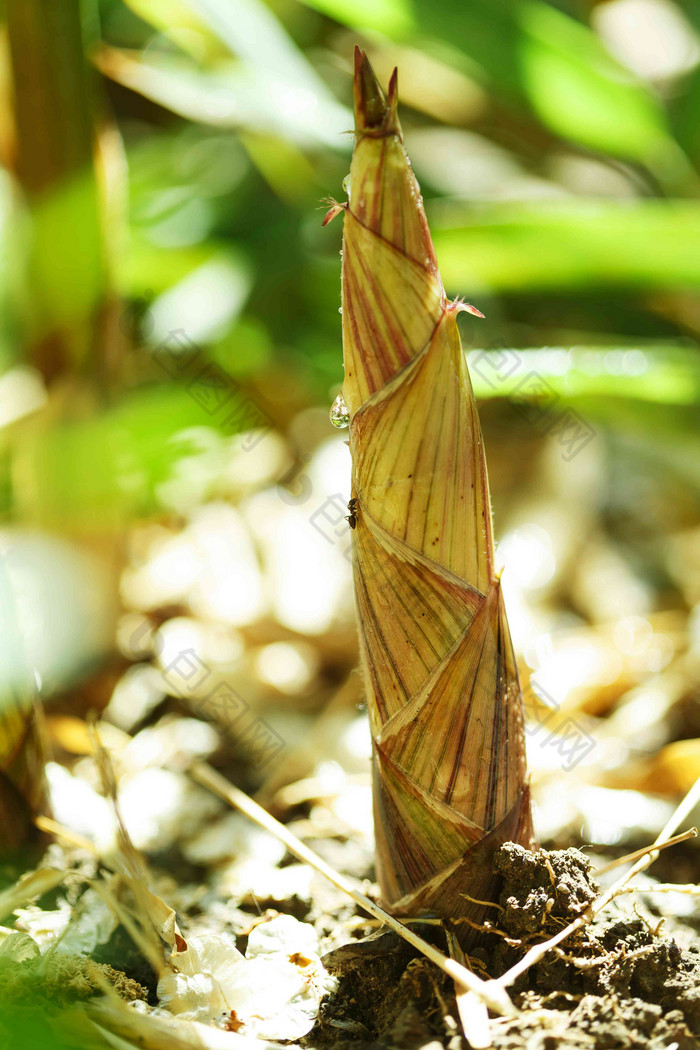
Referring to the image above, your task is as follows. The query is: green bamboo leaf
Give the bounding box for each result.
[12,382,264,526]
[121,0,230,59]
[27,172,105,332]
[673,62,700,166]
[431,201,700,292]
[145,251,252,345]
[516,1,684,176]
[108,0,351,147]
[119,237,234,298]
[467,346,700,405]
[98,45,349,148]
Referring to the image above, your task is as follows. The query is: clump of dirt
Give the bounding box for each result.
[494,842,597,937]
[491,992,697,1049]
[311,929,436,1049]
[586,922,700,1030]
[308,843,700,1050]
[491,843,700,1047]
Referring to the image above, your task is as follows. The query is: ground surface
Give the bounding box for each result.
[2,817,698,1050]
[311,843,700,1050]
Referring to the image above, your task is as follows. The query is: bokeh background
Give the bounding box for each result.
[1,0,699,869]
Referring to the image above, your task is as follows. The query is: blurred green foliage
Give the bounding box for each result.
[0,0,699,525]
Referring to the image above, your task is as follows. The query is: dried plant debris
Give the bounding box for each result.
[3,734,696,1050]
[0,857,339,1046]
[2,719,696,1050]
[1,759,697,1050]
[158,915,337,1039]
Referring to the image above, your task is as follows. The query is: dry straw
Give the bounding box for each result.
[326,49,534,926]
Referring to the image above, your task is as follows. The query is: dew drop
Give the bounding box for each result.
[338,306,343,314]
[342,173,352,195]
[329,392,350,429]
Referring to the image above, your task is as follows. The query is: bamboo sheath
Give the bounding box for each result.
[330,50,533,925]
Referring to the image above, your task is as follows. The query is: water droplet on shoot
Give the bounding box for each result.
[342,174,352,196]
[329,392,350,429]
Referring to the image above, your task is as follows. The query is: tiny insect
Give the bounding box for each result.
[345,497,358,529]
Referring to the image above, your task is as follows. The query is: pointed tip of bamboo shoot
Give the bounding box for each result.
[353,46,400,137]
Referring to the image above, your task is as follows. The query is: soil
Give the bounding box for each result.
[2,800,697,1049]
[309,844,700,1050]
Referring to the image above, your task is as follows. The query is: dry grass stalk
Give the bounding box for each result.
[0,866,67,921]
[330,49,533,926]
[189,760,516,1021]
[593,826,696,873]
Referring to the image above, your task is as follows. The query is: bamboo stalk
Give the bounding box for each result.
[331,49,533,930]
[2,0,126,855]
[6,0,109,381]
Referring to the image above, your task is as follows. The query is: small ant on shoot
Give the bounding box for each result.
[346,497,358,529]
